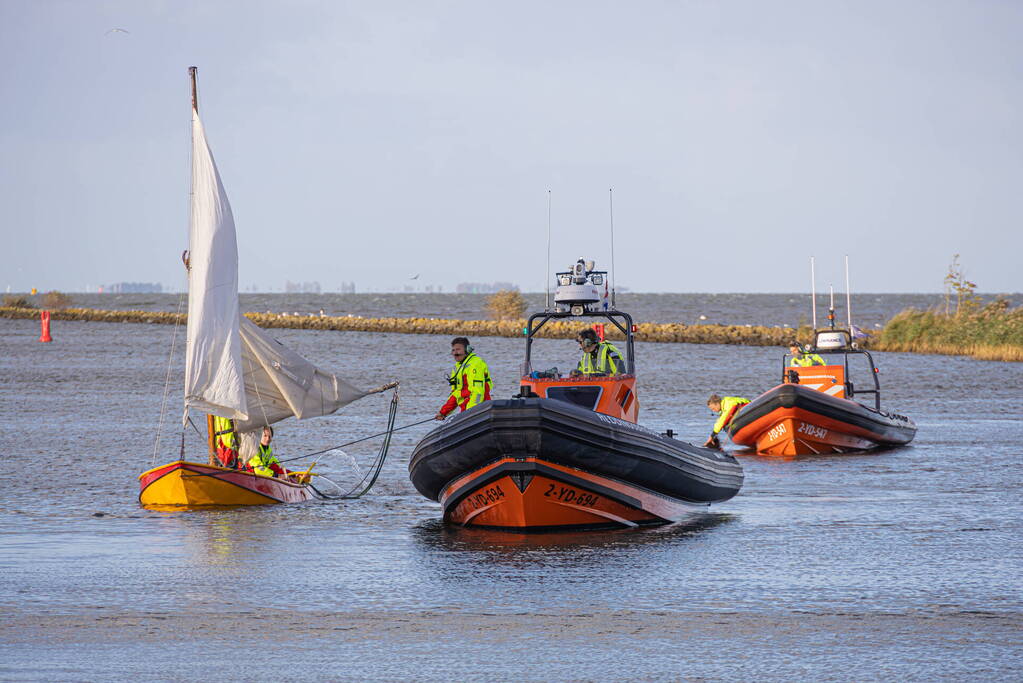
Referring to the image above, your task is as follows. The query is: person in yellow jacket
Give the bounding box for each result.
[212,415,239,468]
[703,394,751,449]
[788,342,826,367]
[570,328,623,377]
[435,337,492,420]
[247,425,286,478]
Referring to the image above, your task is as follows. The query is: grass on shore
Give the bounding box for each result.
[876,301,1023,362]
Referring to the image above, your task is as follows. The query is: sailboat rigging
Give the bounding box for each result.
[139,67,397,507]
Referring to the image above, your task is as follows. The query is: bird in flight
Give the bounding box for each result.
[105,28,130,35]
[409,274,420,280]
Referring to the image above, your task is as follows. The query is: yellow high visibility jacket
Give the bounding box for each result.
[248,444,279,478]
[213,416,237,450]
[713,396,750,435]
[440,352,493,416]
[577,341,622,376]
[790,353,826,367]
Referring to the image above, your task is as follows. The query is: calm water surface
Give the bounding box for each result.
[1,316,1020,681]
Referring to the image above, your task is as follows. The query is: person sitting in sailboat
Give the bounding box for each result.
[247,425,286,478]
[788,342,826,367]
[570,329,622,378]
[213,415,240,468]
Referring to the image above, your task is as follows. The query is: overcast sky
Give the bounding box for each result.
[1,0,1020,293]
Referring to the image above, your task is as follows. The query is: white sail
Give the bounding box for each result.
[233,317,369,433]
[183,108,247,421]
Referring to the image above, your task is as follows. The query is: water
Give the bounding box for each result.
[1,314,1021,681]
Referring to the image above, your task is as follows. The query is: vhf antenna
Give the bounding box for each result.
[845,254,852,330]
[609,187,616,310]
[545,190,552,310]
[828,284,836,329]
[810,256,817,330]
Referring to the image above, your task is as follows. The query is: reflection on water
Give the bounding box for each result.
[411,514,732,556]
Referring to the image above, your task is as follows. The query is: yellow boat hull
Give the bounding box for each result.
[138,460,316,508]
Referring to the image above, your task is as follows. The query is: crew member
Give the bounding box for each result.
[248,425,286,478]
[789,342,826,367]
[704,394,750,449]
[435,337,492,420]
[213,415,239,468]
[570,328,623,377]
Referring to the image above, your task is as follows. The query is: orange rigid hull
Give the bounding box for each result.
[738,412,878,456]
[440,457,705,529]
[138,460,316,508]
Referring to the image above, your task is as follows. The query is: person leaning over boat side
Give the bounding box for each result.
[435,337,492,420]
[788,342,826,367]
[570,328,623,378]
[213,415,240,468]
[247,425,286,478]
[703,394,750,449]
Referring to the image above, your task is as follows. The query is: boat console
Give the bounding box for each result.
[519,259,639,422]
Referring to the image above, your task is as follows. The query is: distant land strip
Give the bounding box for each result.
[2,305,1020,361]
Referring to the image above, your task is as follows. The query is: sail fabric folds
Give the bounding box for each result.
[183,109,247,421]
[233,317,369,433]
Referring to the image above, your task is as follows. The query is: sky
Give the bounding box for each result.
[1,0,1020,294]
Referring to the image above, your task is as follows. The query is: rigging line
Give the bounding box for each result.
[309,391,399,499]
[152,291,187,466]
[276,413,434,465]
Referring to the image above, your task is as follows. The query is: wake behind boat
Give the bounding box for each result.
[409,259,743,530]
[139,68,396,508]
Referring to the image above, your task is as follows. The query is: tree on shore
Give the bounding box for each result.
[943,254,980,316]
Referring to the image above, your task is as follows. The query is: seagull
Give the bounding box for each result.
[409,273,420,280]
[105,28,130,35]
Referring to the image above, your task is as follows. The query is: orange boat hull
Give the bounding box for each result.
[440,457,705,530]
[138,460,315,508]
[738,412,878,456]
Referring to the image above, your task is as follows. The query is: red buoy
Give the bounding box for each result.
[39,310,52,343]
[593,323,605,341]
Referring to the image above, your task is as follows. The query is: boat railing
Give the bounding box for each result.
[523,309,636,376]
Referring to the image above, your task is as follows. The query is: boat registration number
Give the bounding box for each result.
[767,423,787,441]
[798,422,828,439]
[465,484,506,510]
[544,484,599,508]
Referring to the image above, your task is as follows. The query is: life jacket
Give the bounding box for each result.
[441,352,493,415]
[248,444,279,478]
[577,341,622,375]
[212,415,237,450]
[790,353,826,367]
[713,396,751,435]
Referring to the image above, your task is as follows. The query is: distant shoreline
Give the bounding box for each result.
[3,305,1020,361]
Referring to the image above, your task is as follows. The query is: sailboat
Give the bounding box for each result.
[139,67,396,507]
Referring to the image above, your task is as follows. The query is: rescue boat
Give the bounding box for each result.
[728,328,917,456]
[409,259,743,530]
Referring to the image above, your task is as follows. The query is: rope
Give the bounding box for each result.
[276,415,435,464]
[308,390,400,500]
[152,291,187,465]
